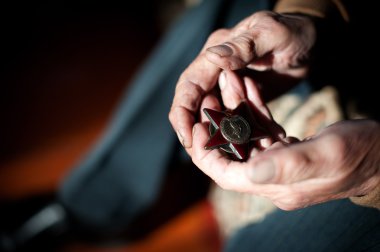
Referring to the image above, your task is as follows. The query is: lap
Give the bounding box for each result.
[225,199,380,252]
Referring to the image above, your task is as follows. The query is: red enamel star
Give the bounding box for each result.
[203,101,270,160]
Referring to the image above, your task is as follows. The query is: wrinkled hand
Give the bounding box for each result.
[206,11,315,77]
[192,92,380,210]
[191,71,380,210]
[192,69,380,210]
[169,10,380,210]
[169,11,316,153]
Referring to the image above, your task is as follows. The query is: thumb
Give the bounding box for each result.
[206,32,257,70]
[247,139,322,184]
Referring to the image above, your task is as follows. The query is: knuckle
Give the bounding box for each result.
[251,11,275,21]
[209,28,230,41]
[232,34,252,46]
[175,81,203,112]
[250,11,283,30]
[168,109,176,125]
[287,151,310,168]
[320,133,347,161]
[275,150,310,183]
[231,34,255,56]
[168,106,182,128]
[327,134,346,153]
[275,195,305,211]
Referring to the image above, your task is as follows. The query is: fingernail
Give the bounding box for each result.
[207,44,233,57]
[176,130,185,147]
[260,138,272,148]
[247,158,275,183]
[219,71,227,90]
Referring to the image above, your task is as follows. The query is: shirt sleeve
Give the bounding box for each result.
[274,0,349,22]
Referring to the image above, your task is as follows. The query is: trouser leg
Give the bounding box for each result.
[225,199,380,252]
[59,0,270,233]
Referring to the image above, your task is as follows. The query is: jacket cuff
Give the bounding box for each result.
[350,185,380,210]
[274,0,349,22]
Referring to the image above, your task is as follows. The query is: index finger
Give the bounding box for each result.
[169,29,231,149]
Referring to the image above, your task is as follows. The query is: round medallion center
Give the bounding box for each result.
[220,115,251,144]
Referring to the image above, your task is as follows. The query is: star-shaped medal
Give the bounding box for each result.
[203,101,270,160]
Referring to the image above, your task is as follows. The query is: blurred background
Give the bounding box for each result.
[0,1,221,251]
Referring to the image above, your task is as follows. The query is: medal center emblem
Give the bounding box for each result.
[220,115,251,144]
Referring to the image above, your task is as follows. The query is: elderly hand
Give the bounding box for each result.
[170,10,380,210]
[193,119,380,210]
[169,11,316,154]
[191,71,380,210]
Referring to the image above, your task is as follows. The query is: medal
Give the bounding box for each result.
[203,101,270,160]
